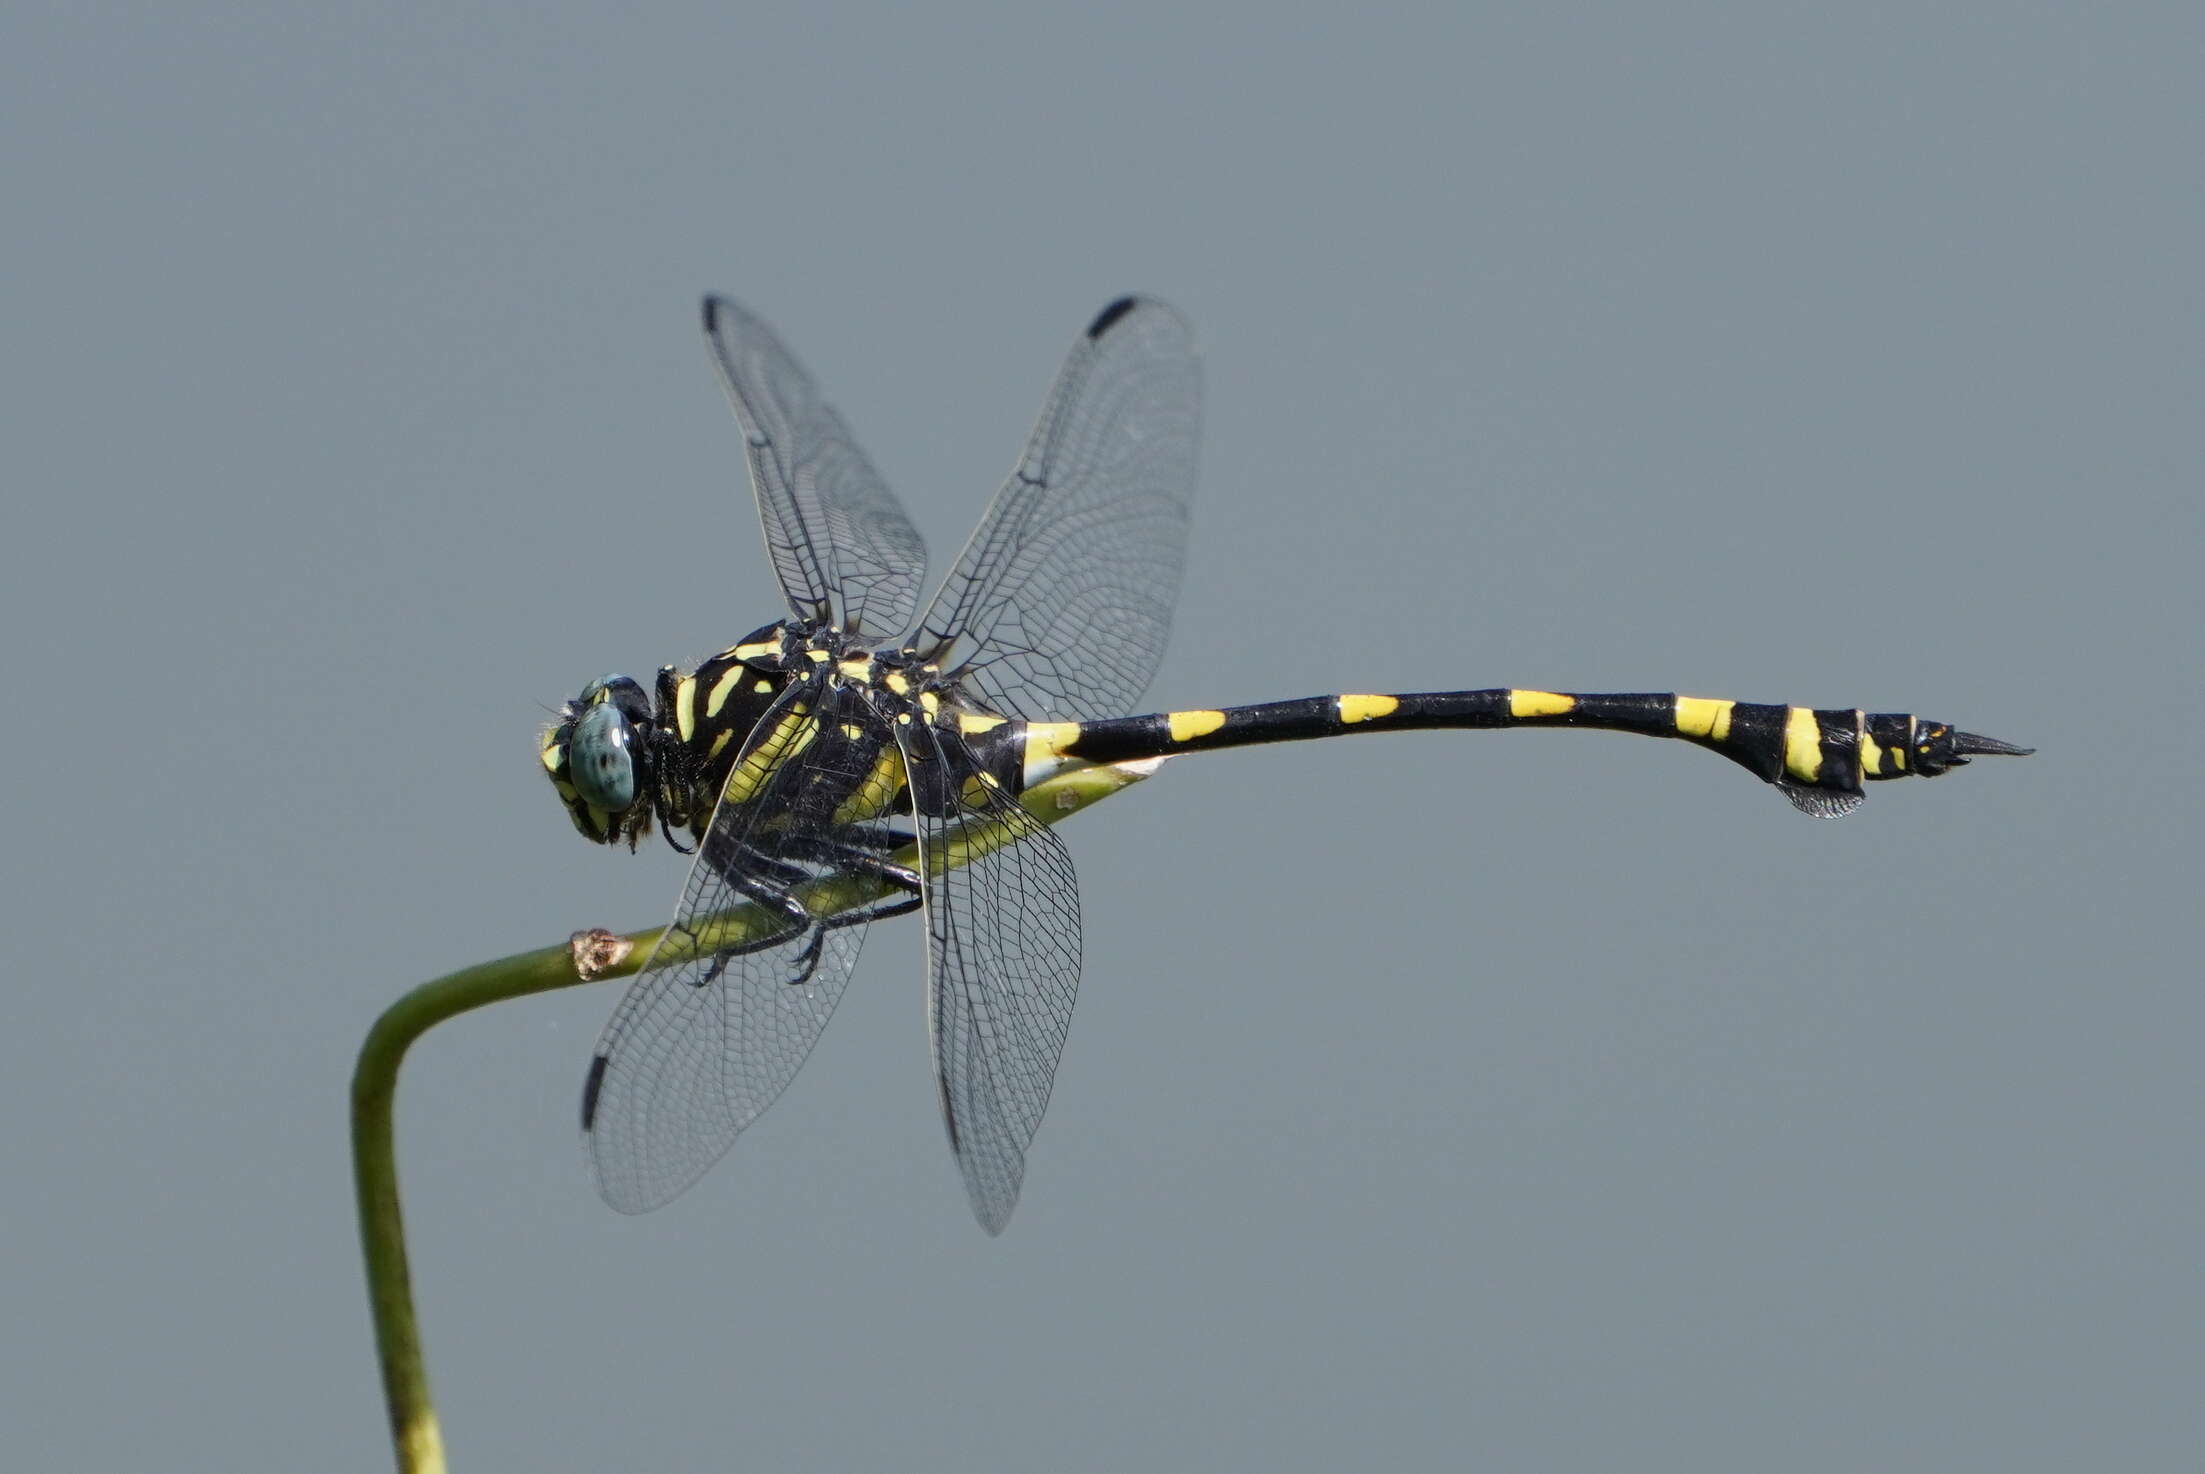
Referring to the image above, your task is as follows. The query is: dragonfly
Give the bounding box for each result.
[540,295,2030,1234]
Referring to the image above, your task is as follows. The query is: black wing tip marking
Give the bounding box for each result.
[703,295,749,335]
[1086,296,1141,339]
[581,1053,611,1132]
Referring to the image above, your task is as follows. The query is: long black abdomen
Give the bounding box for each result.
[1026,690,2029,817]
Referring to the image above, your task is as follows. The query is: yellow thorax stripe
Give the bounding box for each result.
[674,675,697,743]
[723,712,819,804]
[833,746,907,825]
[705,666,748,719]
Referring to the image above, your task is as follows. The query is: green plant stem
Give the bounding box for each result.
[351,758,1162,1474]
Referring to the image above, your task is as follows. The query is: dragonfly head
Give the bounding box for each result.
[542,674,662,847]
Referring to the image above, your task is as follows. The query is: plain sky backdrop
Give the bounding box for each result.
[3,5,2198,1472]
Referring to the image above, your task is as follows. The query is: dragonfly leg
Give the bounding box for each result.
[685,824,927,989]
[771,888,923,985]
[677,853,824,988]
[786,833,924,896]
[771,838,924,984]
[831,825,918,852]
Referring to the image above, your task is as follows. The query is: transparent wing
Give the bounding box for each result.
[583,684,912,1212]
[893,719,1083,1234]
[703,297,930,639]
[911,297,1201,720]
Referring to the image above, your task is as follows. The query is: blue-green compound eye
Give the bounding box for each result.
[569,702,638,812]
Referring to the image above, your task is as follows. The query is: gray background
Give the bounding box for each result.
[3,5,2197,1471]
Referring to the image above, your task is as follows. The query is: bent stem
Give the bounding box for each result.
[351,758,1163,1474]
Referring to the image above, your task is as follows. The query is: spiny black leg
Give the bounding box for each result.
[844,852,923,895]
[742,836,927,986]
[694,913,809,985]
[813,890,924,933]
[834,826,918,852]
[727,867,815,935]
[679,864,818,988]
[770,888,924,986]
[699,833,808,885]
[688,825,929,989]
[783,834,924,896]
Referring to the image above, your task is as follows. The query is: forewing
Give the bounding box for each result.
[892,719,1083,1234]
[583,686,906,1213]
[911,297,1201,720]
[703,297,929,638]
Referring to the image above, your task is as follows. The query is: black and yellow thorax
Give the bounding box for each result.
[541,620,1031,852]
